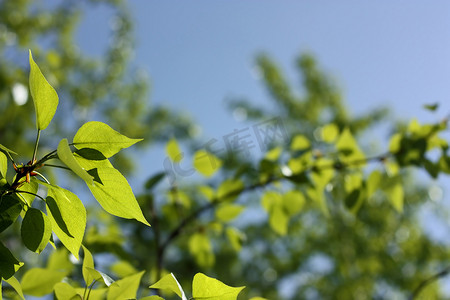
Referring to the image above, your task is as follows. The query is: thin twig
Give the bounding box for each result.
[409,266,450,300]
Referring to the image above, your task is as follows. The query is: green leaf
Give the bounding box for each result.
[265,146,283,161]
[5,276,25,300]
[110,260,138,278]
[53,282,81,300]
[336,128,365,163]
[0,144,17,156]
[389,133,402,154]
[85,267,116,287]
[75,288,107,300]
[107,271,145,300]
[140,296,165,300]
[367,170,382,198]
[21,208,52,253]
[0,152,6,178]
[189,232,215,267]
[57,138,93,184]
[0,195,22,233]
[193,150,222,177]
[29,50,59,130]
[217,179,244,201]
[76,157,150,226]
[291,134,310,151]
[47,248,73,274]
[321,123,339,143]
[0,242,23,280]
[226,227,245,251]
[145,172,166,190]
[21,268,66,297]
[282,190,305,216]
[386,178,404,212]
[73,121,142,158]
[166,138,183,162]
[269,206,289,235]
[424,103,439,111]
[261,191,282,213]
[311,158,335,189]
[46,186,86,259]
[149,273,187,300]
[192,273,245,300]
[16,179,39,206]
[216,204,244,222]
[82,245,96,286]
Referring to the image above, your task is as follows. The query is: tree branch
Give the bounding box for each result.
[409,266,450,300]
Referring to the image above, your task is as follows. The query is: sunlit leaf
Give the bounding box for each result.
[46,185,86,259]
[265,146,282,161]
[47,248,73,274]
[193,150,222,177]
[0,195,22,233]
[166,138,183,162]
[16,179,38,206]
[75,156,150,226]
[385,178,404,212]
[29,50,58,130]
[192,273,245,300]
[269,205,288,235]
[149,273,187,300]
[5,276,25,300]
[0,144,17,156]
[388,133,402,154]
[141,296,165,300]
[367,170,382,198]
[423,103,439,111]
[261,191,282,213]
[57,138,93,184]
[85,267,117,287]
[226,227,245,251]
[291,134,310,151]
[82,245,96,286]
[217,179,244,201]
[189,232,215,267]
[53,282,81,300]
[73,121,142,158]
[0,152,6,178]
[21,208,52,253]
[107,271,145,300]
[216,204,244,222]
[74,288,107,300]
[282,190,305,216]
[110,260,138,278]
[336,128,365,163]
[321,123,339,143]
[21,268,66,297]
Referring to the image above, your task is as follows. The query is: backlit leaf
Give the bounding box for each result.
[46,186,86,259]
[21,268,66,297]
[192,273,245,300]
[336,128,365,163]
[193,150,222,177]
[21,208,52,253]
[5,276,25,300]
[189,232,214,267]
[82,245,95,286]
[29,50,58,130]
[76,156,150,226]
[73,121,142,158]
[53,282,81,300]
[107,271,145,300]
[149,273,187,300]
[216,204,244,222]
[166,138,183,162]
[0,152,6,178]
[269,206,288,235]
[217,179,244,201]
[291,135,310,151]
[57,138,93,184]
[282,190,305,216]
[321,123,339,143]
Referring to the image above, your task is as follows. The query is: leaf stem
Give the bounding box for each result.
[32,130,41,164]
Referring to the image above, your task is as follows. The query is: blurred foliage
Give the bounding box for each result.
[0,0,193,169]
[1,2,450,299]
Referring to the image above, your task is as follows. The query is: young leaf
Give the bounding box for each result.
[53,282,81,300]
[188,232,215,267]
[57,138,93,184]
[282,190,305,216]
[85,267,117,287]
[29,50,59,130]
[21,208,52,253]
[192,273,245,300]
[149,273,187,300]
[107,271,145,300]
[76,157,150,226]
[216,204,244,222]
[46,186,86,259]
[291,134,310,151]
[0,195,22,233]
[21,268,66,297]
[82,245,96,286]
[16,179,39,206]
[5,276,25,300]
[217,179,244,202]
[193,150,222,177]
[166,138,183,162]
[0,152,6,178]
[0,241,23,280]
[73,121,142,158]
[140,296,165,300]
[0,144,17,156]
[321,123,339,143]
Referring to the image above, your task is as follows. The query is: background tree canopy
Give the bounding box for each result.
[1,1,450,300]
